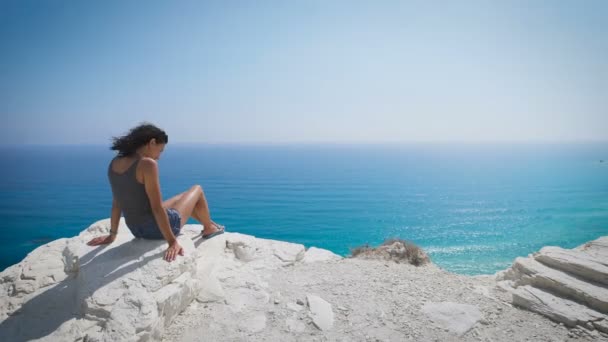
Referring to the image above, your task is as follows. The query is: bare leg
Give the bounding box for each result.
[163,191,222,229]
[163,191,205,225]
[168,185,221,234]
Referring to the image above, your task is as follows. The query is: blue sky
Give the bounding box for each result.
[1,0,606,145]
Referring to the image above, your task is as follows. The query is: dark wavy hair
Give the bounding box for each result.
[110,122,168,157]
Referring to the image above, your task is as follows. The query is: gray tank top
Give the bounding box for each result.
[107,156,154,227]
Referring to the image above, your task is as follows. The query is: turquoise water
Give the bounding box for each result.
[0,143,606,275]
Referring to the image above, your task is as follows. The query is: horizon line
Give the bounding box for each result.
[3,139,608,147]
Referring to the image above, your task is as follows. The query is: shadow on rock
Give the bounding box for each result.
[0,240,164,341]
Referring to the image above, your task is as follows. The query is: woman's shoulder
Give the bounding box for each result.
[139,156,157,166]
[138,157,158,173]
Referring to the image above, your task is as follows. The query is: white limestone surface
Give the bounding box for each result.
[1,217,607,342]
[496,236,608,333]
[0,218,340,342]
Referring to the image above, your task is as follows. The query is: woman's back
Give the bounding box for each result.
[107,155,153,227]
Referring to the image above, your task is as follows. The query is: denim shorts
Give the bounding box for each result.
[128,208,182,239]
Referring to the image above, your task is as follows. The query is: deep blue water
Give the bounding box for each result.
[0,143,606,275]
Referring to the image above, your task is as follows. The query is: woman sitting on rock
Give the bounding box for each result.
[87,123,224,261]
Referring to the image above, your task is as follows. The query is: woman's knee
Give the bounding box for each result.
[192,184,208,200]
[188,184,202,197]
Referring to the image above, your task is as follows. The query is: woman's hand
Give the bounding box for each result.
[164,240,184,262]
[86,234,116,246]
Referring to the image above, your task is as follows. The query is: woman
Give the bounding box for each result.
[87,123,224,261]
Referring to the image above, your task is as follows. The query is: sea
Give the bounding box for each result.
[0,142,606,275]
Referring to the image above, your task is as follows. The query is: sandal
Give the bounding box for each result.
[202,226,225,240]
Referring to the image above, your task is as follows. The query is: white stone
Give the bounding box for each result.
[0,218,200,342]
[307,294,334,331]
[535,246,608,285]
[287,302,303,312]
[225,234,305,268]
[593,319,608,334]
[576,237,608,264]
[196,275,225,303]
[301,247,342,263]
[234,244,256,262]
[236,314,267,333]
[471,285,492,298]
[503,255,608,313]
[286,316,306,332]
[511,285,606,327]
[225,239,258,262]
[421,301,483,336]
[224,288,270,312]
[271,241,305,263]
[7,215,603,342]
[496,236,608,332]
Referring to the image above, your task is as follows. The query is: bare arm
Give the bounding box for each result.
[110,198,121,235]
[140,158,183,261]
[86,197,121,246]
[140,158,176,243]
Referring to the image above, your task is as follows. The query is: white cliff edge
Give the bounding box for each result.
[1,218,607,341]
[0,218,341,342]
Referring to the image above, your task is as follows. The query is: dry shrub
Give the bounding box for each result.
[350,243,372,257]
[349,237,430,266]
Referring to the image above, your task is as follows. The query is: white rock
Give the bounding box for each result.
[234,244,256,262]
[267,240,305,263]
[301,247,342,263]
[225,234,305,268]
[9,239,71,298]
[576,237,608,264]
[497,236,608,331]
[225,288,270,312]
[471,285,492,298]
[504,247,608,312]
[286,316,306,332]
[76,226,199,341]
[0,218,200,342]
[593,319,608,334]
[156,272,201,328]
[535,246,608,285]
[421,302,483,336]
[196,275,225,303]
[237,314,267,333]
[287,302,303,312]
[6,216,602,342]
[307,294,334,331]
[511,285,606,327]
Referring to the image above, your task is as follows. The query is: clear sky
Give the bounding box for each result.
[1,0,606,145]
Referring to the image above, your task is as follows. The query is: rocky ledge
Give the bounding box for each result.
[0,218,606,341]
[496,237,608,334]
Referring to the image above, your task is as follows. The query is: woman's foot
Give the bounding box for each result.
[201,222,225,239]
